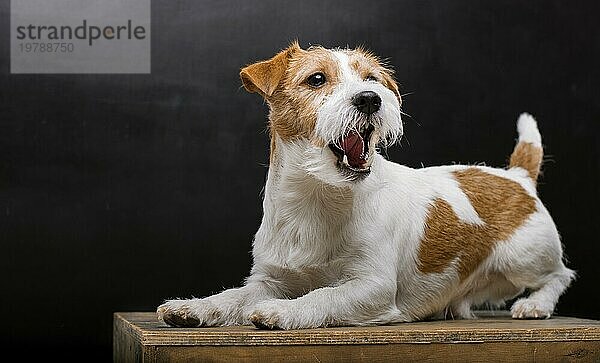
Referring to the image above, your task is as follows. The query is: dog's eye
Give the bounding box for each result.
[365,75,379,82]
[306,73,327,88]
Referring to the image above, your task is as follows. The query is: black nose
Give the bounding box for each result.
[352,91,381,115]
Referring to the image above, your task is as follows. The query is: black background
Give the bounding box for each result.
[1,0,598,360]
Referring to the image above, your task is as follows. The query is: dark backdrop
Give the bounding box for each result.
[1,0,598,360]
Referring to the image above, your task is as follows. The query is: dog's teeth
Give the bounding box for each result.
[343,154,349,165]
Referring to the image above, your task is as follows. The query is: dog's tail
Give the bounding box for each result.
[508,113,543,183]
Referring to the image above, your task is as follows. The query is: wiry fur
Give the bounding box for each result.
[157,44,574,329]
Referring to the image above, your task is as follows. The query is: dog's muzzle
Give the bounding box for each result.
[328,91,381,175]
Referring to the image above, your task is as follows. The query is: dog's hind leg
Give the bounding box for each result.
[449,299,476,319]
[448,272,522,319]
[510,264,575,319]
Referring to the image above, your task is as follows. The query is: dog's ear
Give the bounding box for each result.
[381,70,402,106]
[240,41,301,98]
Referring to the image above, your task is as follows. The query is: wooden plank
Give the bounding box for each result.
[114,311,600,346]
[113,312,144,363]
[146,342,600,363]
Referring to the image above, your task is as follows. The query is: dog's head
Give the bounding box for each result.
[241,42,402,186]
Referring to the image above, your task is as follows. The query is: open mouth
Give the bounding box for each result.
[328,124,375,174]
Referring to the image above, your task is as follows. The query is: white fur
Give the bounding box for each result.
[517,112,542,147]
[157,50,573,329]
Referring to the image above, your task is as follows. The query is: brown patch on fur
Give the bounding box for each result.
[417,168,537,280]
[240,43,341,147]
[509,142,543,182]
[348,50,378,79]
[269,46,340,142]
[240,42,301,97]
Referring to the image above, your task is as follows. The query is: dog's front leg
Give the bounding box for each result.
[249,278,403,329]
[157,281,274,327]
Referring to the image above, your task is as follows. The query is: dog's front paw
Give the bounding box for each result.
[249,299,300,330]
[511,298,553,319]
[157,298,221,327]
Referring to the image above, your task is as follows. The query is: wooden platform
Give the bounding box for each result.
[113,311,600,362]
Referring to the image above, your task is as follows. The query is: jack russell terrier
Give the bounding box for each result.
[157,42,574,329]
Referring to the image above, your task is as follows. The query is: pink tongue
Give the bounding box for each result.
[341,131,366,168]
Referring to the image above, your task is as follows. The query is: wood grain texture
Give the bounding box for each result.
[113,311,600,362]
[115,311,600,346]
[146,342,599,363]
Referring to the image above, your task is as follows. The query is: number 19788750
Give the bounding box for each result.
[19,42,74,53]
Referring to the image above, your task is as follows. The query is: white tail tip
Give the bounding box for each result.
[517,112,542,147]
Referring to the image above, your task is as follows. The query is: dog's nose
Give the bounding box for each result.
[352,91,381,115]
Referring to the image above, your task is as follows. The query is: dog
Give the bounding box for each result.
[157,42,574,329]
